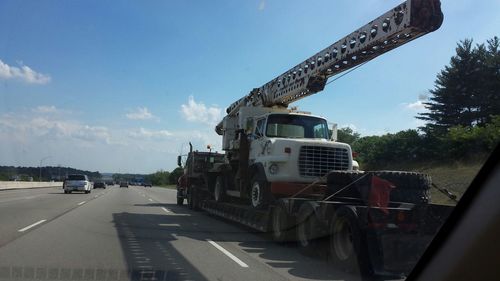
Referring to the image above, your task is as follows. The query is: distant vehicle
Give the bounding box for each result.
[142,182,152,187]
[94,181,106,189]
[64,174,91,194]
[119,181,129,188]
[105,181,114,186]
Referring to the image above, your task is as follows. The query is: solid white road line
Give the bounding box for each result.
[78,201,86,205]
[18,219,47,232]
[161,207,170,213]
[148,198,153,202]
[207,240,249,268]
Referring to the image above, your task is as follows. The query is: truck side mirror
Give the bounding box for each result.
[177,155,182,167]
[330,123,338,141]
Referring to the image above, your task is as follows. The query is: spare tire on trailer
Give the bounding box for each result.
[368,171,432,204]
[326,170,365,198]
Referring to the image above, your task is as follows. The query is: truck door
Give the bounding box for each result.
[249,117,267,163]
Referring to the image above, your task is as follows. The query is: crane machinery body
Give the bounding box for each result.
[177,0,452,277]
[211,0,443,208]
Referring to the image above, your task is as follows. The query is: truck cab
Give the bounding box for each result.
[216,106,354,208]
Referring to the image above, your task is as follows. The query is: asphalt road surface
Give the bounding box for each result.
[0,185,366,281]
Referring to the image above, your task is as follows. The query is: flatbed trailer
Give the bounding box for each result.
[185,171,453,277]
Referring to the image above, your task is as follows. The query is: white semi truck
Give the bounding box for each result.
[178,0,451,277]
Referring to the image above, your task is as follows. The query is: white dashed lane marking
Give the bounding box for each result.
[18,219,47,232]
[207,240,249,268]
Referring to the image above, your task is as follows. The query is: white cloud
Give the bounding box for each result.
[404,100,427,110]
[0,59,51,84]
[126,107,154,120]
[181,96,222,125]
[128,127,173,140]
[0,115,111,144]
[33,105,58,113]
[0,107,223,173]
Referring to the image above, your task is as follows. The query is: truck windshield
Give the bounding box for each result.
[266,114,329,139]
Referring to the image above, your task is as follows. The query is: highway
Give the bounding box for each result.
[0,185,363,281]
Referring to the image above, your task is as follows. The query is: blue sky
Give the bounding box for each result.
[0,0,499,173]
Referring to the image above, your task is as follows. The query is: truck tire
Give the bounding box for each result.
[271,202,295,243]
[297,203,326,254]
[329,207,370,274]
[177,197,184,206]
[250,174,271,209]
[327,170,364,198]
[369,171,432,204]
[214,176,226,203]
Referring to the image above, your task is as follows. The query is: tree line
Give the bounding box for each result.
[144,168,184,187]
[339,37,500,169]
[0,166,102,181]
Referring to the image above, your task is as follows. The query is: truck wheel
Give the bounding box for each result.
[297,203,326,253]
[187,189,195,210]
[214,176,226,203]
[271,202,295,243]
[250,175,270,209]
[177,197,184,206]
[329,207,370,274]
[64,190,68,194]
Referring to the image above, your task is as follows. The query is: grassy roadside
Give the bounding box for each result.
[372,160,485,205]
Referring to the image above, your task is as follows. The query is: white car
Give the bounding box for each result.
[64,174,92,194]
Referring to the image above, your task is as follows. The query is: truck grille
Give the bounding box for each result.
[298,146,350,177]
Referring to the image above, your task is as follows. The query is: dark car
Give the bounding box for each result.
[119,181,129,188]
[142,182,152,187]
[94,181,106,189]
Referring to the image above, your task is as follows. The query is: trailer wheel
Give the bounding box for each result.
[329,208,371,274]
[297,203,326,253]
[271,202,295,242]
[214,176,226,203]
[250,174,270,209]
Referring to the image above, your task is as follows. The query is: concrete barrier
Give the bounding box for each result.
[0,181,63,191]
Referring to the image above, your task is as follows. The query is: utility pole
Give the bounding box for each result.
[39,156,51,182]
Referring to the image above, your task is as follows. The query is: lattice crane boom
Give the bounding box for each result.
[225,0,443,117]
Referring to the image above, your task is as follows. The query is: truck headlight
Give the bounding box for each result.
[269,163,279,175]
